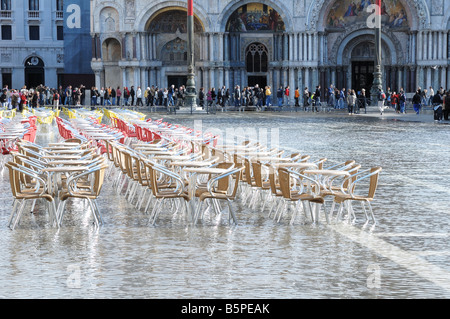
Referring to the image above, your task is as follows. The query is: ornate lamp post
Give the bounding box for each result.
[370,0,383,105]
[185,0,197,113]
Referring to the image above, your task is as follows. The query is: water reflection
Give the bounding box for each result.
[0,113,449,298]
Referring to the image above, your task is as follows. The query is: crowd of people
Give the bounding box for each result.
[1,82,449,121]
[0,84,87,112]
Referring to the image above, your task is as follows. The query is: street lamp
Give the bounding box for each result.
[370,0,383,105]
[185,0,197,114]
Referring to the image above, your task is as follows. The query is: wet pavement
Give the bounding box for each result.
[0,108,449,299]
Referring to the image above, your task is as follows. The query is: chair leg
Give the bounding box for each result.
[11,200,27,230]
[57,200,68,226]
[193,200,204,225]
[143,193,154,215]
[8,199,21,228]
[226,199,238,225]
[87,199,99,227]
[92,199,104,225]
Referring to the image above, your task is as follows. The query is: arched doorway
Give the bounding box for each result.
[24,56,45,88]
[246,43,268,88]
[102,38,122,89]
[146,8,203,88]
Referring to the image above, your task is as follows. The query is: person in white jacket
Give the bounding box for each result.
[136,86,143,106]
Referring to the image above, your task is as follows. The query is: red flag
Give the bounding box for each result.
[188,0,193,16]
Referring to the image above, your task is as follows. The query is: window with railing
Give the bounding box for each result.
[1,0,11,18]
[56,0,63,19]
[56,0,63,11]
[1,0,11,11]
[29,0,39,11]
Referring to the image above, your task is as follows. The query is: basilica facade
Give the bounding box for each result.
[90,0,450,100]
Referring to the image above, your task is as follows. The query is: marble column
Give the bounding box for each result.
[417,31,423,61]
[218,68,224,87]
[283,34,289,61]
[289,68,295,105]
[218,33,224,62]
[209,67,215,89]
[224,33,230,61]
[426,67,432,89]
[304,67,310,90]
[423,31,428,61]
[288,33,294,61]
[298,68,303,90]
[294,33,298,61]
[122,67,127,88]
[308,33,312,61]
[440,66,447,89]
[443,31,448,61]
[224,68,230,89]
[209,33,214,62]
[314,33,319,62]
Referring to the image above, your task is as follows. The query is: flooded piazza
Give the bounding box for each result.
[1,109,450,299]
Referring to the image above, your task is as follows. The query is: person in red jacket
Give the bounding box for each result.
[391,91,399,113]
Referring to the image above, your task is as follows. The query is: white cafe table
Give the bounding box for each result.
[152,155,193,161]
[253,156,293,163]
[273,162,318,169]
[303,169,351,192]
[182,167,230,210]
[42,165,90,202]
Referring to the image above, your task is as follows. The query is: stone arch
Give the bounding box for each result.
[102,38,122,62]
[100,7,120,33]
[24,55,45,88]
[134,1,209,32]
[218,0,294,32]
[307,0,430,31]
[332,26,402,65]
[146,9,204,34]
[92,1,124,33]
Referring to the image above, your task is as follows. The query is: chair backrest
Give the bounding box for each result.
[213,162,234,191]
[268,165,279,196]
[348,166,382,200]
[243,158,254,185]
[251,161,264,188]
[277,167,291,199]
[368,167,382,199]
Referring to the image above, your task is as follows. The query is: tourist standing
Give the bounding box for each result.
[277,86,283,109]
[234,85,241,109]
[346,89,357,115]
[391,91,399,112]
[198,87,205,109]
[284,86,290,106]
[123,87,130,106]
[399,89,406,114]
[111,87,116,106]
[130,86,135,106]
[412,90,422,114]
[265,86,271,107]
[294,87,300,107]
[313,85,321,112]
[378,88,386,115]
[136,86,143,107]
[443,91,450,121]
[116,87,121,106]
[432,89,443,122]
[53,90,60,110]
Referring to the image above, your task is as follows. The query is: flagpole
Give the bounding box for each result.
[371,0,383,105]
[185,0,197,114]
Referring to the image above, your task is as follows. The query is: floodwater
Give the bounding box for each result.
[1,111,449,299]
